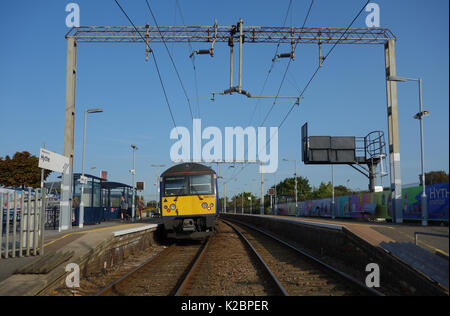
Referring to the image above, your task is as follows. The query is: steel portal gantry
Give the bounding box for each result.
[61,23,403,230]
[65,25,395,44]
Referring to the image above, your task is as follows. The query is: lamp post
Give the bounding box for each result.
[130,144,138,221]
[79,108,103,228]
[151,164,165,214]
[241,191,244,214]
[388,76,429,226]
[283,158,298,216]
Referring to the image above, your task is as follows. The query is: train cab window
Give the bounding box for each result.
[163,176,187,196]
[189,174,213,195]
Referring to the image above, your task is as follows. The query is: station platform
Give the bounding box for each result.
[267,216,449,256]
[0,218,162,296]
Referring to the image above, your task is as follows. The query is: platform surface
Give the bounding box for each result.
[0,218,162,295]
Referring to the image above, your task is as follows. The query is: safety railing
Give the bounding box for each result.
[0,188,46,259]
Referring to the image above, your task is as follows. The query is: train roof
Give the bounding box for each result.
[161,163,215,176]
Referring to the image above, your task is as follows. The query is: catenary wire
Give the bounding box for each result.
[247,0,294,127]
[229,0,314,183]
[113,0,179,130]
[145,0,194,120]
[228,0,370,185]
[175,0,201,119]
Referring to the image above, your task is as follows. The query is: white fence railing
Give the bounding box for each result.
[0,188,46,259]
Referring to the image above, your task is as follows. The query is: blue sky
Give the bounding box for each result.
[0,0,448,200]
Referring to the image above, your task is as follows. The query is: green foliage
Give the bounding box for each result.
[424,171,449,185]
[334,185,353,196]
[0,151,52,189]
[311,181,332,199]
[272,176,312,201]
[228,192,258,207]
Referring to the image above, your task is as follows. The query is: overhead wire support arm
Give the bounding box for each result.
[211,91,302,105]
[65,26,396,44]
[189,19,218,58]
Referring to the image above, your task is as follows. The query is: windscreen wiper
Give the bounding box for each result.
[190,186,204,200]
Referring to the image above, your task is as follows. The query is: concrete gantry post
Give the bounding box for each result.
[384,39,403,224]
[61,37,77,231]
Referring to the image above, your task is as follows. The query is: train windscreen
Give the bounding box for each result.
[164,176,187,196]
[189,174,213,195]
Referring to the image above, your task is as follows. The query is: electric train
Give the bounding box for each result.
[159,163,218,239]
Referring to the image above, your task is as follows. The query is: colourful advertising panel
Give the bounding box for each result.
[274,183,448,221]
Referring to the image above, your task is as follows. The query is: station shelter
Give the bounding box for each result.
[72,173,134,225]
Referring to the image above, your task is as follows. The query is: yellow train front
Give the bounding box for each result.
[160,163,218,239]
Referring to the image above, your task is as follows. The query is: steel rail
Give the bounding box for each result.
[94,244,178,296]
[174,237,213,296]
[221,220,289,296]
[95,239,211,296]
[223,218,384,296]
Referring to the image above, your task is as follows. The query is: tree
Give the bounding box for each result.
[311,182,332,199]
[0,151,52,189]
[334,185,353,197]
[272,176,312,201]
[424,171,449,185]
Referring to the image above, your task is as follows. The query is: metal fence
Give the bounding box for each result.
[0,188,46,259]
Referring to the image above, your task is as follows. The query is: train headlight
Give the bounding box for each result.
[210,203,214,208]
[170,204,176,210]
[164,205,168,210]
[201,202,208,209]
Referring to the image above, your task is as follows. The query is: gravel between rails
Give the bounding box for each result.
[181,220,282,296]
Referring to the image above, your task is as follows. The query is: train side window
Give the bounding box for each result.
[189,174,213,195]
[164,176,187,196]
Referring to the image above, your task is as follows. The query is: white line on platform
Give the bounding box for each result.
[114,224,159,237]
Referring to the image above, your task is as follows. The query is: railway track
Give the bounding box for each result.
[95,240,209,296]
[221,219,383,296]
[175,220,283,296]
[96,218,382,296]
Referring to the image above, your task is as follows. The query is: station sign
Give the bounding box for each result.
[79,175,88,185]
[136,182,145,191]
[39,148,69,173]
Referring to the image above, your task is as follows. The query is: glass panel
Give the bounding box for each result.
[102,189,108,207]
[73,179,81,208]
[82,185,92,207]
[164,177,187,196]
[189,174,213,195]
[93,182,101,207]
[110,189,122,208]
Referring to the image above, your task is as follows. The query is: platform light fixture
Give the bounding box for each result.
[79,107,103,228]
[387,75,429,226]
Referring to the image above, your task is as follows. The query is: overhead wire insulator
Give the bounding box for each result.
[272,52,294,61]
[189,48,213,58]
[277,53,292,59]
